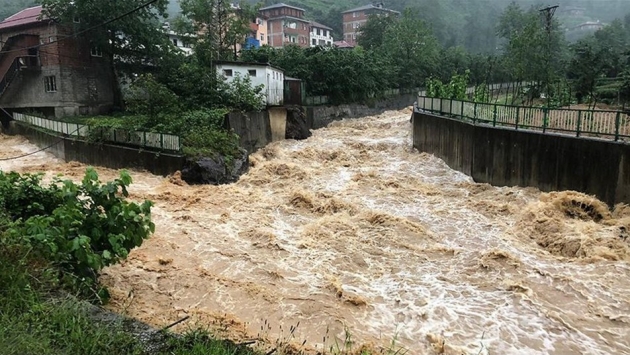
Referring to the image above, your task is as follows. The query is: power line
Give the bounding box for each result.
[0,128,78,161]
[0,0,161,161]
[0,0,161,56]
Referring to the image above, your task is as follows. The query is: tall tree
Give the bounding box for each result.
[382,9,440,88]
[42,0,170,67]
[357,13,396,50]
[568,38,606,106]
[176,0,256,63]
[41,0,171,106]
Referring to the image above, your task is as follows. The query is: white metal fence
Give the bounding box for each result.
[12,112,182,151]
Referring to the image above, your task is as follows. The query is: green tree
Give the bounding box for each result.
[124,73,179,126]
[568,38,606,106]
[176,0,256,63]
[382,9,439,89]
[593,20,629,77]
[41,0,171,106]
[41,0,170,67]
[497,3,566,103]
[357,13,396,50]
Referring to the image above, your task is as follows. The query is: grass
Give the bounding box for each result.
[0,246,261,355]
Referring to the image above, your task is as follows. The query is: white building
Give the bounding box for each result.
[162,22,194,56]
[309,22,334,47]
[215,61,285,106]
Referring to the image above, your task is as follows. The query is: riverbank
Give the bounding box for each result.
[2,108,629,355]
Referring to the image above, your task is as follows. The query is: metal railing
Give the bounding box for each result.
[13,112,182,151]
[0,57,22,97]
[416,96,630,141]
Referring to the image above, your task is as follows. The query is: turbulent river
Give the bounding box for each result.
[1,108,630,355]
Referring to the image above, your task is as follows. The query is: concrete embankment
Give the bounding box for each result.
[412,109,630,205]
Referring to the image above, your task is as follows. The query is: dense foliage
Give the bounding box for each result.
[0,168,154,300]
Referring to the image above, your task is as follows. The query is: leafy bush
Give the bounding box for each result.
[156,108,228,136]
[0,168,154,300]
[182,127,241,163]
[124,74,180,126]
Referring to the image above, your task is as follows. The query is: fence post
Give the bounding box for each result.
[515,107,520,130]
[449,99,453,116]
[143,131,147,146]
[460,100,464,119]
[473,102,477,124]
[113,129,117,142]
[160,133,164,149]
[576,110,582,137]
[431,98,434,111]
[543,108,548,133]
[615,111,621,141]
[493,104,497,127]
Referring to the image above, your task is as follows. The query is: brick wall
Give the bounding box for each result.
[267,18,310,48]
[0,23,114,116]
[342,11,369,44]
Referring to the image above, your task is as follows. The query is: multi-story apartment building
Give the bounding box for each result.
[309,22,333,47]
[342,2,399,45]
[0,6,114,118]
[244,16,268,49]
[259,3,311,48]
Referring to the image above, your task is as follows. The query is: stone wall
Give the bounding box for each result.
[226,107,288,153]
[412,110,630,205]
[307,93,416,129]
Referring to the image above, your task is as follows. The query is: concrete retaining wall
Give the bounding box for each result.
[412,110,630,205]
[307,93,416,129]
[226,107,287,153]
[7,122,184,176]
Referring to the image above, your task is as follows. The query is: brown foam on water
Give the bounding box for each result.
[513,191,630,261]
[2,111,630,355]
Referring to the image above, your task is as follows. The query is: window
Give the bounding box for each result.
[49,36,55,43]
[260,34,264,41]
[312,38,316,45]
[172,38,179,46]
[223,69,233,77]
[248,69,257,77]
[291,36,296,43]
[44,76,57,92]
[352,12,357,18]
[317,29,321,36]
[90,46,102,57]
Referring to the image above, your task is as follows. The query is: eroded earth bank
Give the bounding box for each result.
[1,108,629,355]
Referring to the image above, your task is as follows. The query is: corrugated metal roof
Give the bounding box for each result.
[260,3,305,12]
[0,6,45,31]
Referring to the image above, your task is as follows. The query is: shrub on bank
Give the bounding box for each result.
[0,168,154,300]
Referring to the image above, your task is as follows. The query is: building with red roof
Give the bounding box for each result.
[0,6,114,118]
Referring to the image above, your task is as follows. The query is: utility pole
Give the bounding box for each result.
[540,5,559,107]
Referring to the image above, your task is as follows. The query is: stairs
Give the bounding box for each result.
[0,35,38,100]
[0,57,22,98]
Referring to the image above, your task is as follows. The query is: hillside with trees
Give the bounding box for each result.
[0,0,37,21]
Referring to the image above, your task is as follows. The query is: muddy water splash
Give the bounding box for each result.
[1,108,629,355]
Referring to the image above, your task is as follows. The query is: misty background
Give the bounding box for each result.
[2,0,630,53]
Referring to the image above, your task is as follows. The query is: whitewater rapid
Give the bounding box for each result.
[1,108,629,355]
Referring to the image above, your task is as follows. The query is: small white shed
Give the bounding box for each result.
[214,61,285,106]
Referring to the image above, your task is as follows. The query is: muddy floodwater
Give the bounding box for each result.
[1,108,630,355]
